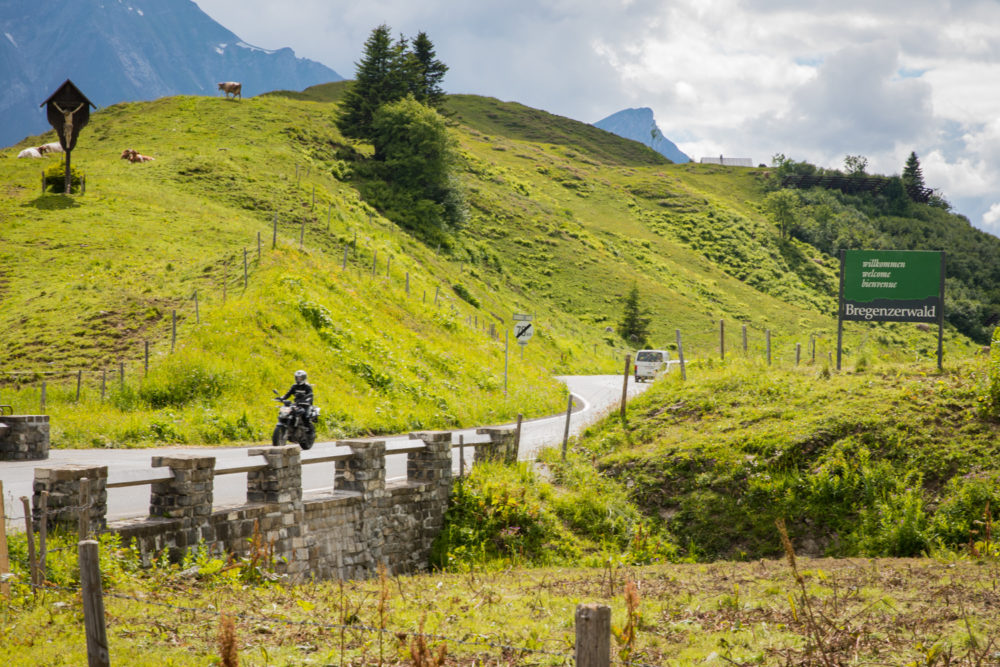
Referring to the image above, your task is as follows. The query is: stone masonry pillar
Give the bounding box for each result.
[32,464,107,533]
[335,440,387,576]
[150,454,215,555]
[247,445,302,506]
[475,426,518,465]
[407,431,453,503]
[247,445,308,576]
[0,415,50,460]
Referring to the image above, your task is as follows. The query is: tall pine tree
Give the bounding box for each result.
[411,32,448,108]
[902,151,925,198]
[619,283,651,347]
[337,25,410,141]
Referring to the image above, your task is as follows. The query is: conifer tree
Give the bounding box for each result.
[902,151,925,194]
[619,283,651,347]
[337,24,409,140]
[411,32,448,108]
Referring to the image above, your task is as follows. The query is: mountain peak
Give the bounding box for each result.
[593,107,690,164]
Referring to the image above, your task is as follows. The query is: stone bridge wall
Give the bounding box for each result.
[32,428,517,580]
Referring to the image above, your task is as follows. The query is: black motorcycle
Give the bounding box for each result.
[271,390,319,450]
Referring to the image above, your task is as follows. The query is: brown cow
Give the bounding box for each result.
[121,149,155,163]
[217,81,242,100]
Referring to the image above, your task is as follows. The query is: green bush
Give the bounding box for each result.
[42,162,84,193]
[451,283,479,307]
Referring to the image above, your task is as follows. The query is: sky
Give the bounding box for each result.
[195,0,1000,236]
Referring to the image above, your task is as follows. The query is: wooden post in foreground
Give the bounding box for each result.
[619,354,631,421]
[575,603,611,667]
[38,491,48,584]
[675,329,686,381]
[20,497,37,596]
[79,540,110,667]
[514,414,523,458]
[562,393,573,461]
[0,481,9,599]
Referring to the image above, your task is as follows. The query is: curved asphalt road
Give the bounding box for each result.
[1,375,651,524]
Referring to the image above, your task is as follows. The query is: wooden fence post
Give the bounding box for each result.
[675,329,686,381]
[720,319,725,361]
[272,212,277,249]
[119,362,124,390]
[300,219,305,249]
[144,341,149,376]
[620,354,631,421]
[796,343,801,366]
[0,480,9,599]
[811,335,816,363]
[766,329,772,366]
[20,497,37,597]
[514,414,523,458]
[575,604,611,667]
[386,256,392,278]
[171,310,177,352]
[405,272,410,295]
[76,370,82,403]
[742,324,748,354]
[243,248,248,289]
[372,250,377,277]
[434,285,439,305]
[79,540,111,667]
[100,370,106,402]
[40,381,46,414]
[38,491,47,585]
[78,478,90,541]
[194,290,200,324]
[257,231,261,260]
[562,393,573,461]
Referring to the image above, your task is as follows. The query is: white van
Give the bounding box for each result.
[634,349,670,382]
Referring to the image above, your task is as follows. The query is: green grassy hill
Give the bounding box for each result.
[0,89,985,447]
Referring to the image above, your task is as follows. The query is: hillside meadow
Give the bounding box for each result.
[0,88,982,447]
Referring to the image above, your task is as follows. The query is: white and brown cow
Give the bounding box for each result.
[217,81,242,100]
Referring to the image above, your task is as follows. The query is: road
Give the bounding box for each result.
[1,375,650,524]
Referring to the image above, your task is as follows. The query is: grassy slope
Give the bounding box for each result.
[0,90,981,447]
[566,354,1000,560]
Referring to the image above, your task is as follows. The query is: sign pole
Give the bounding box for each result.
[937,252,946,371]
[504,329,508,397]
[836,249,846,371]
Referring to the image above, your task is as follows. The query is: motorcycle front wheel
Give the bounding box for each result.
[272,425,288,447]
[299,429,315,450]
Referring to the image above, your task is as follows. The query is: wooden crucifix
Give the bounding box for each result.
[40,79,96,195]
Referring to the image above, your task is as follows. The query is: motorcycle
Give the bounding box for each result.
[271,389,320,450]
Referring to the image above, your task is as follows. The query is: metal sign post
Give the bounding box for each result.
[513,313,533,361]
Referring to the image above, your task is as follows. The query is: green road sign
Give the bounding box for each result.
[840,250,943,322]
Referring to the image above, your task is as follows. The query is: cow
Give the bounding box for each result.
[38,142,64,155]
[121,149,155,163]
[17,147,42,158]
[217,81,242,100]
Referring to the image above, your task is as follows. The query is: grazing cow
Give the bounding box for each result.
[37,142,64,155]
[121,148,155,163]
[217,81,242,100]
[17,147,42,158]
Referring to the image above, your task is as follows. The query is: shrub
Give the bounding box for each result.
[451,283,479,307]
[42,162,84,193]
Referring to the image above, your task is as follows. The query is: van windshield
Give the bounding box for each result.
[636,351,662,362]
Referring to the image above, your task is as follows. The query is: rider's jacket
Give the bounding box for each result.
[281,381,314,406]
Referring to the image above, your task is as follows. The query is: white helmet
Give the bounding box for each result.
[294,370,307,383]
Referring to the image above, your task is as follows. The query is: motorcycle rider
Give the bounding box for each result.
[280,370,315,439]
